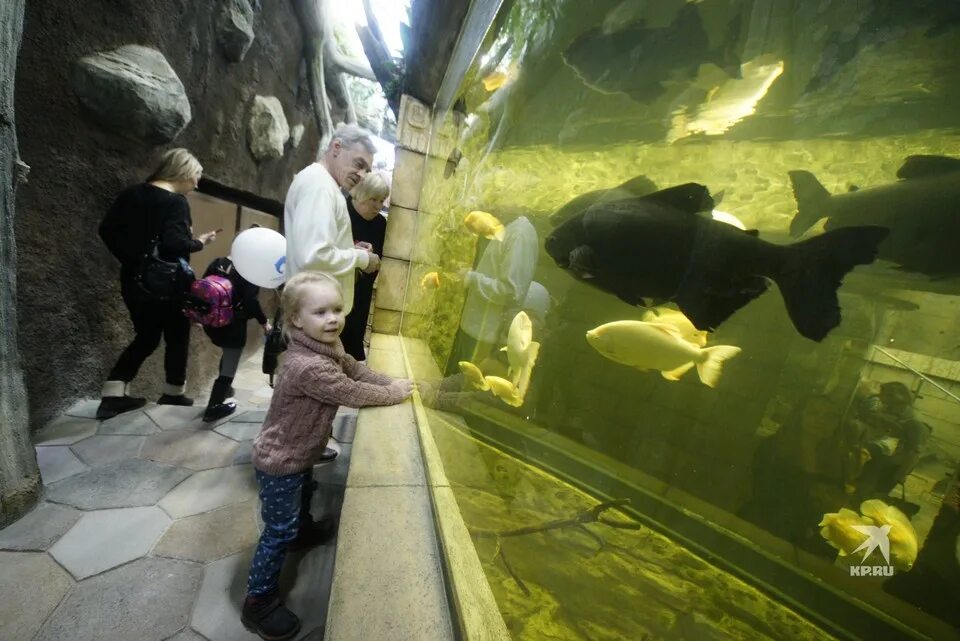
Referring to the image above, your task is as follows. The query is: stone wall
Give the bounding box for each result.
[1,0,41,526]
[14,0,323,429]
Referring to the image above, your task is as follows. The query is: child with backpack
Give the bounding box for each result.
[188,255,271,422]
[240,271,413,640]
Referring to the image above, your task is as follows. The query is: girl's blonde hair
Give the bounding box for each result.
[148,148,203,183]
[280,271,343,341]
[350,171,390,203]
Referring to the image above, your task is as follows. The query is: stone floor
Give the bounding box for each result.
[0,348,355,641]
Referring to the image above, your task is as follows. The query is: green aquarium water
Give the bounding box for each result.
[397,0,960,639]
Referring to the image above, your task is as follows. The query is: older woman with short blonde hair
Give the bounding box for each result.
[96,148,219,419]
[340,171,391,360]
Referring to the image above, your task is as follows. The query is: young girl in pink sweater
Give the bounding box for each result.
[242,271,413,641]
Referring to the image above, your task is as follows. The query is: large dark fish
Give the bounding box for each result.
[789,155,960,276]
[549,174,659,227]
[545,183,889,342]
[562,3,741,103]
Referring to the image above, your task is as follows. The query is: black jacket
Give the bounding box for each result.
[99,183,203,290]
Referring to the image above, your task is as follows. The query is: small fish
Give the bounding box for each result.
[482,71,509,91]
[788,155,960,276]
[501,311,533,383]
[860,499,918,571]
[458,361,489,391]
[710,209,746,230]
[484,375,523,407]
[545,182,889,341]
[586,320,740,388]
[819,508,874,557]
[464,210,506,241]
[420,271,441,290]
[639,307,708,347]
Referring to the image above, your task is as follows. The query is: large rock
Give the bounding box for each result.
[72,45,192,144]
[216,0,255,63]
[247,95,289,161]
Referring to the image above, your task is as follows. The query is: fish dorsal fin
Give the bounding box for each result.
[896,155,960,179]
[645,321,687,342]
[639,182,713,214]
[744,229,759,236]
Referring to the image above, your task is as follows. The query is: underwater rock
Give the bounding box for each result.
[289,123,305,149]
[216,0,255,62]
[247,95,289,161]
[72,45,191,144]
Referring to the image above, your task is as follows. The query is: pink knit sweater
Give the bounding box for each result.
[251,329,406,476]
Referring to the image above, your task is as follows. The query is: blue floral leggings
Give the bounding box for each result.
[246,468,315,597]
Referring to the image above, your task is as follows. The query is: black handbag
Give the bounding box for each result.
[262,306,287,387]
[135,237,195,300]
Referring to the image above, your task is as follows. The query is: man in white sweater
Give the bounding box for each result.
[285,124,381,315]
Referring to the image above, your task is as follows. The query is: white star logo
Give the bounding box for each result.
[851,524,892,565]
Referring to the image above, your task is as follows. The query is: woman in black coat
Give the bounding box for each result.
[97,148,219,420]
[340,172,389,361]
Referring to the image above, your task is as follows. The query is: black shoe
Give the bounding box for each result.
[228,385,236,397]
[289,516,338,551]
[317,446,338,463]
[203,401,237,423]
[96,396,146,420]
[241,592,301,641]
[157,394,194,406]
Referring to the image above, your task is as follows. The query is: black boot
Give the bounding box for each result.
[241,592,301,641]
[288,515,338,551]
[96,395,146,420]
[158,394,194,406]
[203,376,237,423]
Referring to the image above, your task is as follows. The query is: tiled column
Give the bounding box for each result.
[373,94,431,335]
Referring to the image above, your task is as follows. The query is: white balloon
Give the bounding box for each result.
[231,228,287,289]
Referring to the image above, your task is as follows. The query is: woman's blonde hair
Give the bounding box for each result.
[350,171,390,203]
[148,148,203,183]
[280,271,343,341]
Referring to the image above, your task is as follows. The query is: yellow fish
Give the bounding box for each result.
[502,311,533,383]
[484,375,523,407]
[639,307,708,347]
[458,361,489,391]
[420,271,441,290]
[464,211,505,241]
[482,71,509,91]
[819,508,874,557]
[860,499,918,571]
[586,320,740,388]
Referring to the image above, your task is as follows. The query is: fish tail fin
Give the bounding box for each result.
[776,226,889,342]
[493,226,506,241]
[788,170,832,237]
[694,345,741,388]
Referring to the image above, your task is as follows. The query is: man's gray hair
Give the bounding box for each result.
[327,124,377,155]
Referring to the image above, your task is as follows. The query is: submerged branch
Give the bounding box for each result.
[470,499,642,539]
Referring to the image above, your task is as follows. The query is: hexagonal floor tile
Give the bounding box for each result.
[215,421,261,442]
[98,409,160,435]
[0,502,82,551]
[0,552,73,641]
[141,430,240,471]
[153,500,259,562]
[230,410,267,423]
[146,405,209,431]
[192,548,259,641]
[34,416,98,446]
[34,556,202,641]
[71,434,146,467]
[159,465,258,519]
[64,398,100,419]
[165,628,209,641]
[49,506,171,579]
[232,441,253,466]
[36,446,89,485]
[45,459,191,510]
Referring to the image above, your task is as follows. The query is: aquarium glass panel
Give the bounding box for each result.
[397,0,960,638]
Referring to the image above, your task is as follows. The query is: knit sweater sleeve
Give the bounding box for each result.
[341,352,397,386]
[297,360,405,408]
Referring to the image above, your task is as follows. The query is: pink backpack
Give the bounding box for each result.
[184,275,234,327]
